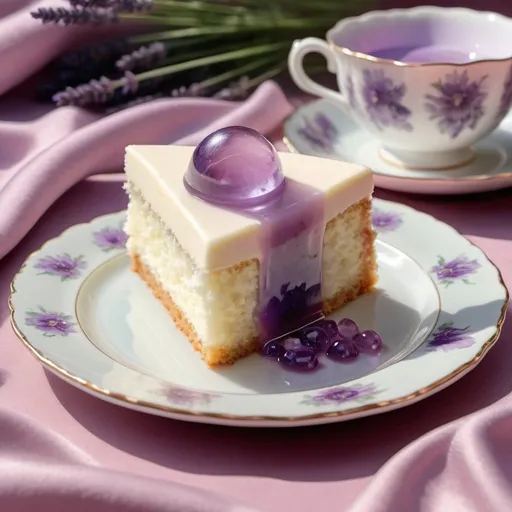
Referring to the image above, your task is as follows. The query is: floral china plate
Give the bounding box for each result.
[284,99,512,195]
[9,200,508,427]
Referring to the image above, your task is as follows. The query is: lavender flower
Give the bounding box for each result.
[53,71,137,106]
[499,64,512,117]
[93,227,128,250]
[372,209,403,232]
[362,69,412,132]
[427,323,475,351]
[297,113,338,152]
[116,42,167,71]
[425,70,488,138]
[35,254,86,280]
[69,0,152,10]
[314,113,337,140]
[25,309,76,337]
[31,7,119,25]
[430,255,481,287]
[303,383,378,406]
[162,385,217,406]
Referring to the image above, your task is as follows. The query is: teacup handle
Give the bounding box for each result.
[288,37,347,108]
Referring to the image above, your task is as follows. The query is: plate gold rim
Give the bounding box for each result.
[8,208,509,425]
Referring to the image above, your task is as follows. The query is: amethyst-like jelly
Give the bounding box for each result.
[184,126,325,343]
[278,348,319,371]
[300,326,328,353]
[353,330,383,353]
[326,340,360,361]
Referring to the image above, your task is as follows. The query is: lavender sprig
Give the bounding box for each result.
[31,7,118,25]
[53,71,138,106]
[116,42,167,71]
[68,0,153,11]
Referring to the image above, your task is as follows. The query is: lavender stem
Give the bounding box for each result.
[112,41,288,87]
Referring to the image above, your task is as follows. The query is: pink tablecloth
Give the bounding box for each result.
[1,1,512,512]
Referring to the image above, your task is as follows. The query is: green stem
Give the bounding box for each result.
[244,66,284,88]
[130,26,255,44]
[199,56,277,89]
[152,0,248,16]
[116,42,289,86]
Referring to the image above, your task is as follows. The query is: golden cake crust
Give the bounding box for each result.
[129,198,378,367]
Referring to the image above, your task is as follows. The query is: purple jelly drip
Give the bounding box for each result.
[185,126,324,343]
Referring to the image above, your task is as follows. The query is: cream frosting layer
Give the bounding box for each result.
[125,145,373,270]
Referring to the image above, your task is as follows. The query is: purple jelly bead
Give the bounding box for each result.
[326,340,359,361]
[183,126,285,207]
[278,348,318,371]
[315,319,340,340]
[283,337,302,351]
[353,330,383,353]
[300,326,328,353]
[262,340,285,358]
[337,318,359,340]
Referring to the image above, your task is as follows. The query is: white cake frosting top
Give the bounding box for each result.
[125,145,373,270]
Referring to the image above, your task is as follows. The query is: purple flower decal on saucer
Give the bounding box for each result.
[35,253,86,280]
[430,255,481,287]
[302,383,379,406]
[499,63,512,117]
[425,70,488,138]
[93,227,128,251]
[25,308,76,337]
[372,209,403,232]
[298,113,338,152]
[362,69,412,132]
[162,385,218,406]
[427,322,475,351]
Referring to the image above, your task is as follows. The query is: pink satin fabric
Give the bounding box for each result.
[1,1,512,512]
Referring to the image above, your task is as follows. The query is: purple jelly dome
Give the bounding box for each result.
[183,126,286,207]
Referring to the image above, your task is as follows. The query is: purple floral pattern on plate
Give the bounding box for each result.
[424,70,488,139]
[430,255,481,287]
[35,253,86,280]
[302,383,379,406]
[161,385,218,406]
[362,69,412,132]
[372,209,403,232]
[298,113,338,152]
[499,64,512,117]
[93,227,128,251]
[25,308,76,337]
[427,322,475,351]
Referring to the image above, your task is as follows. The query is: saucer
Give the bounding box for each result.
[284,99,512,195]
[9,201,508,427]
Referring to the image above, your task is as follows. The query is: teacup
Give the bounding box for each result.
[288,6,512,170]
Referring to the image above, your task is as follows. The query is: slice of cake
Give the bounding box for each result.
[124,127,377,367]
